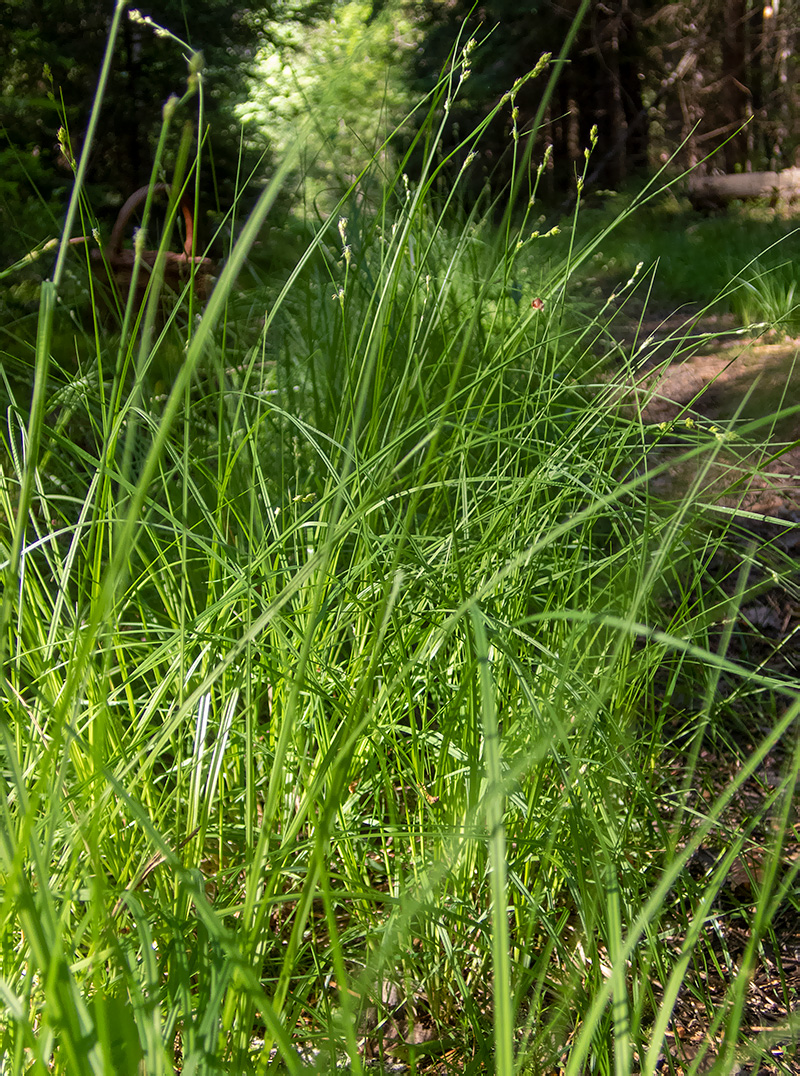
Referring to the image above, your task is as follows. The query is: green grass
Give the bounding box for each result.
[1,15,799,1076]
[562,187,800,324]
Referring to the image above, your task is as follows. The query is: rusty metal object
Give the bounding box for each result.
[91,183,215,308]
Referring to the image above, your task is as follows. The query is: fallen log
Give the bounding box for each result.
[688,167,800,209]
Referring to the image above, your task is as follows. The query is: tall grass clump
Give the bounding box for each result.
[1,6,799,1074]
[731,257,800,336]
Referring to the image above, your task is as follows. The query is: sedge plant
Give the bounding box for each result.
[1,7,799,1075]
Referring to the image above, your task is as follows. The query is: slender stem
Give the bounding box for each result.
[0,0,130,686]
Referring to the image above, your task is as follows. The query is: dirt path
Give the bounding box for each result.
[610,313,800,516]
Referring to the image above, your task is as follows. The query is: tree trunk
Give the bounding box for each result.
[721,0,749,171]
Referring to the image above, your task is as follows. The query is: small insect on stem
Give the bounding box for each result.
[531,297,544,310]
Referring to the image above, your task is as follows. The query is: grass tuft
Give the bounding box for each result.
[1,15,799,1076]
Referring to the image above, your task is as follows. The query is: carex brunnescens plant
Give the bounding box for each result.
[1,2,799,1073]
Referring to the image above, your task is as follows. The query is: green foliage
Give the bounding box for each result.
[238,0,420,214]
[569,189,800,321]
[0,0,336,268]
[731,258,800,335]
[1,17,799,1076]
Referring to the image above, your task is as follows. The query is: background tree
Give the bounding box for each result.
[0,0,332,261]
[407,0,659,201]
[2,0,798,270]
[648,0,798,175]
[408,0,798,201]
[236,0,419,216]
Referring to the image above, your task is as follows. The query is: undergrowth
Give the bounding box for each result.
[0,4,798,1074]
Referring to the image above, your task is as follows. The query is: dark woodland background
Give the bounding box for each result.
[1,0,798,261]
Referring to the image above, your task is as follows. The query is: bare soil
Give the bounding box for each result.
[611,313,800,516]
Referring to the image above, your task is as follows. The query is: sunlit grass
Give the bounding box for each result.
[1,10,799,1076]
